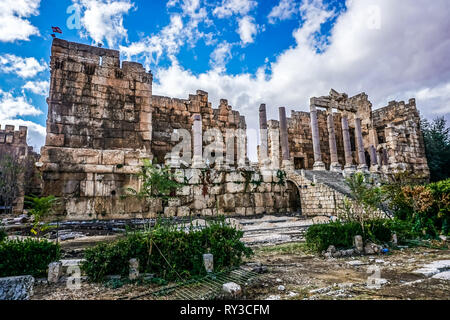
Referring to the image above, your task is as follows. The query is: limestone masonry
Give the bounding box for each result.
[0,125,40,213]
[26,39,429,219]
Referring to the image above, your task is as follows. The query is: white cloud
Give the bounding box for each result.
[23,80,49,96]
[152,0,450,161]
[0,89,45,148]
[120,14,184,67]
[72,0,134,48]
[0,0,41,42]
[237,16,258,44]
[210,41,233,71]
[120,0,212,69]
[0,54,47,78]
[268,0,299,24]
[213,0,257,18]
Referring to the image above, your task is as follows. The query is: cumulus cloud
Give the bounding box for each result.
[213,0,257,18]
[237,16,258,44]
[210,41,233,71]
[268,0,299,24]
[120,14,184,67]
[120,0,212,69]
[152,0,450,160]
[0,0,41,42]
[23,80,50,96]
[0,89,45,148]
[72,0,134,48]
[0,54,47,78]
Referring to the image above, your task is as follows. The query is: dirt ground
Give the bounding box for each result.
[245,243,450,300]
[32,241,450,300]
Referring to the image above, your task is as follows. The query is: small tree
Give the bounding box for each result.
[338,172,383,234]
[25,195,58,237]
[126,159,183,215]
[421,117,450,182]
[0,153,23,215]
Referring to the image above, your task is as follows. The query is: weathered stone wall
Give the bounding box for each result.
[0,125,29,160]
[160,168,296,218]
[0,125,30,213]
[40,39,154,218]
[151,91,247,164]
[287,173,347,216]
[265,91,429,179]
[268,111,348,170]
[372,99,429,178]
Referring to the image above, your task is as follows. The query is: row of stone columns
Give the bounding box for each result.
[258,103,382,173]
[310,102,377,173]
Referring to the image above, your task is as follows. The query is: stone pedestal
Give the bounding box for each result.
[129,258,139,280]
[203,254,214,273]
[48,262,62,284]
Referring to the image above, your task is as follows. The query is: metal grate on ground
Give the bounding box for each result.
[123,267,263,300]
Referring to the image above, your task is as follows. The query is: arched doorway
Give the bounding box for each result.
[286,180,302,215]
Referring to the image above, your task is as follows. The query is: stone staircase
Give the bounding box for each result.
[302,170,354,199]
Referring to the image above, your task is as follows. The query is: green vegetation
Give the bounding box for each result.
[0,223,6,242]
[0,238,61,277]
[82,218,253,282]
[382,178,449,238]
[306,171,448,252]
[421,117,450,182]
[125,159,183,214]
[25,195,59,236]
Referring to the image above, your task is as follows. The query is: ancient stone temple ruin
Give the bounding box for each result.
[0,126,39,213]
[263,90,429,178]
[36,39,429,220]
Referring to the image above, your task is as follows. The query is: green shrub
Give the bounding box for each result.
[0,238,61,277]
[384,219,421,242]
[0,223,7,242]
[306,220,400,252]
[305,221,363,252]
[82,219,253,282]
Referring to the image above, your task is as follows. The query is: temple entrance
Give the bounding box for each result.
[286,181,302,215]
[294,157,305,170]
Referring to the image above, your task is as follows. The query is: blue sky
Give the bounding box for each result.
[0,0,449,160]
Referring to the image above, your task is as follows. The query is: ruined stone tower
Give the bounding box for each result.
[40,39,154,219]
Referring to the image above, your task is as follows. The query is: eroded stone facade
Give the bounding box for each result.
[0,125,32,213]
[38,40,428,220]
[265,90,429,179]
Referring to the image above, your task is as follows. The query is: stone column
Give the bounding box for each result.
[279,107,293,171]
[310,102,325,170]
[327,111,341,172]
[192,114,204,168]
[341,116,355,174]
[369,144,379,172]
[354,117,368,171]
[259,104,269,167]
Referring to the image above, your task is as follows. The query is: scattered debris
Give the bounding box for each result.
[413,260,450,277]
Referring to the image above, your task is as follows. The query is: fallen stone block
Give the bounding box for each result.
[0,276,34,300]
[203,254,214,273]
[129,258,139,280]
[223,282,242,298]
[48,262,63,284]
